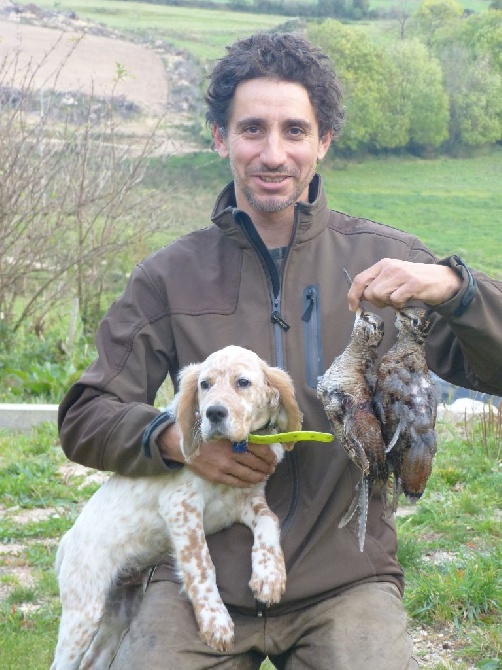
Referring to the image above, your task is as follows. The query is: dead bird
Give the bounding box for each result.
[317,273,387,551]
[374,306,437,509]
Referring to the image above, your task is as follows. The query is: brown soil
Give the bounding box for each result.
[0,19,169,114]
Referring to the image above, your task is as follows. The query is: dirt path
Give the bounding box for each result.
[0,18,169,114]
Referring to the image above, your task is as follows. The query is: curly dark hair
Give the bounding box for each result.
[205,32,344,140]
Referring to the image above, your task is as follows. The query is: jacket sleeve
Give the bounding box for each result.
[58,263,179,476]
[406,248,502,395]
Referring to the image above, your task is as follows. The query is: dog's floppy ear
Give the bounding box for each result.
[264,365,303,451]
[175,363,202,460]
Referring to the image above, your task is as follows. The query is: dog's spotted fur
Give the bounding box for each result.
[51,345,302,670]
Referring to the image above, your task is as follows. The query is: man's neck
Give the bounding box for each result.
[237,202,295,249]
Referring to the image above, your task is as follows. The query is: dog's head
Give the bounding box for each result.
[175,345,302,460]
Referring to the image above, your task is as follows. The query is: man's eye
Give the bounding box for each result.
[243,126,261,135]
[200,380,211,390]
[288,127,305,137]
[236,378,251,389]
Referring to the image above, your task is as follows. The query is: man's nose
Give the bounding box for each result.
[260,132,286,168]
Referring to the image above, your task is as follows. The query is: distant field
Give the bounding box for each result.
[33,0,289,61]
[32,0,493,63]
[320,149,502,278]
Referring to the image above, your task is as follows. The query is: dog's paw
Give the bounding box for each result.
[249,547,286,605]
[197,604,234,651]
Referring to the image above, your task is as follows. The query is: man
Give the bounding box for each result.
[58,32,502,669]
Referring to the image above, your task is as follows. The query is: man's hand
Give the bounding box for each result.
[158,423,277,488]
[347,259,462,311]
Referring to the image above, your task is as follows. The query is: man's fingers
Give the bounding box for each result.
[346,259,461,311]
[346,264,382,311]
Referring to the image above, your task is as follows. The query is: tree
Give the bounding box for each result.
[411,0,464,47]
[457,10,502,75]
[410,1,502,150]
[308,21,389,152]
[384,40,449,149]
[308,22,449,152]
[391,0,416,40]
[441,47,502,150]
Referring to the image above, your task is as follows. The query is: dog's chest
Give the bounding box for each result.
[201,485,250,534]
[159,474,256,536]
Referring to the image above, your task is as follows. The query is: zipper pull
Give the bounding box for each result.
[271,310,290,331]
[301,287,316,322]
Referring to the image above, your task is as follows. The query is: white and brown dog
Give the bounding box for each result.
[51,345,302,670]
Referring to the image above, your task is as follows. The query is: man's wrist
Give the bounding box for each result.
[436,255,477,317]
[158,423,184,464]
[142,408,184,470]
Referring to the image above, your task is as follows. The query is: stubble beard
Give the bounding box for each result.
[233,161,312,214]
[243,188,300,213]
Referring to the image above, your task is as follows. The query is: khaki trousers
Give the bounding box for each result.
[110,580,418,670]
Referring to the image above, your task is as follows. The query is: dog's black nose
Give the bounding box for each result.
[206,405,228,423]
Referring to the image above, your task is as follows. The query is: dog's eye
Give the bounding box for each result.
[200,380,211,390]
[236,378,251,389]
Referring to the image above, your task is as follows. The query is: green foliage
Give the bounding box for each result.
[457,10,502,74]
[308,21,451,152]
[0,603,59,670]
[476,659,501,669]
[308,21,387,151]
[385,40,449,149]
[0,326,95,403]
[411,0,464,45]
[408,2,502,149]
[308,5,502,153]
[405,548,501,624]
[441,45,502,149]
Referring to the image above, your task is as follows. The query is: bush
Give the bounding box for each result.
[0,325,95,403]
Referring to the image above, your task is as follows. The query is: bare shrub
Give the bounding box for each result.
[0,35,173,341]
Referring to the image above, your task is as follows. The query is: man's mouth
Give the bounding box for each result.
[260,176,288,182]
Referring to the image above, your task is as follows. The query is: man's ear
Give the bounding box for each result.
[212,124,229,158]
[317,130,333,161]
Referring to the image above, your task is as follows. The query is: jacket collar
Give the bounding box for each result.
[211,174,330,247]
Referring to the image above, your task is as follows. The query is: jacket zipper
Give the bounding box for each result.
[233,209,290,368]
[301,284,324,389]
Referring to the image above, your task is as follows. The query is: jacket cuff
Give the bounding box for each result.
[435,255,477,318]
[142,408,184,471]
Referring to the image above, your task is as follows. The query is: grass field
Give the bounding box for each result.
[320,149,502,279]
[34,0,289,61]
[33,0,492,63]
[0,412,500,669]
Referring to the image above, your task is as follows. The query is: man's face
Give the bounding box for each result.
[213,78,332,218]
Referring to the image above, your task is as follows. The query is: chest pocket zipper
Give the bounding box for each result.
[302,284,324,389]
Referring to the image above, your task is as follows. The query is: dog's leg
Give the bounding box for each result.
[79,578,145,670]
[241,490,286,606]
[160,488,235,651]
[51,546,115,670]
[51,602,105,670]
